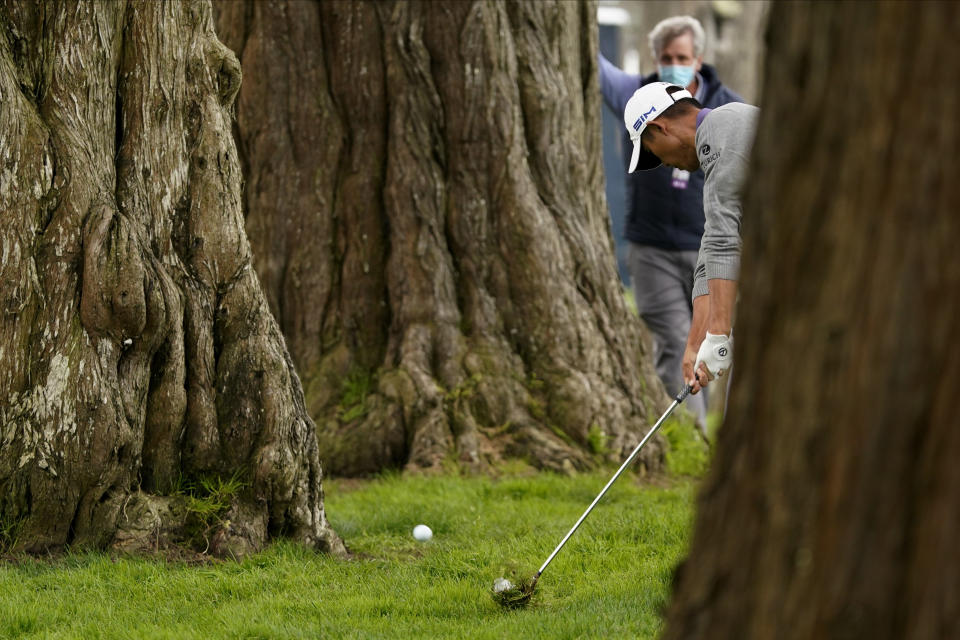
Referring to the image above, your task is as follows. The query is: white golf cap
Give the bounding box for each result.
[624,82,693,172]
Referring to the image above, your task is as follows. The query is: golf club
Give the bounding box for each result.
[491,383,695,608]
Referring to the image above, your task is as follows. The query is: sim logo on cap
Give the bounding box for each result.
[632,106,657,131]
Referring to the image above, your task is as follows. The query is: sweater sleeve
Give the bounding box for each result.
[701,151,746,283]
[598,53,641,117]
[692,250,709,299]
[695,107,757,293]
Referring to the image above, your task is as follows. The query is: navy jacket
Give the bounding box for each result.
[599,55,742,250]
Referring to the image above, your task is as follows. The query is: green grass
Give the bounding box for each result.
[661,417,710,477]
[0,448,706,638]
[179,472,249,548]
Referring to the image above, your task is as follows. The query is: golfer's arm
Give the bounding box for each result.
[699,121,747,338]
[706,278,736,336]
[688,294,709,352]
[688,248,710,353]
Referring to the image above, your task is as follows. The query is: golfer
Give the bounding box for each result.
[621,82,758,395]
[599,15,742,439]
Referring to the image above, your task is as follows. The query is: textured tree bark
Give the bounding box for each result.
[0,0,343,557]
[663,2,960,638]
[213,0,673,477]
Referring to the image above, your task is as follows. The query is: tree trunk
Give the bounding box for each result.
[213,0,673,477]
[0,0,343,558]
[664,2,960,638]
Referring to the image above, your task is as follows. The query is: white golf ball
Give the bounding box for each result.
[412,524,432,541]
[493,578,514,593]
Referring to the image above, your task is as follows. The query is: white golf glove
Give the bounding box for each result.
[695,332,733,379]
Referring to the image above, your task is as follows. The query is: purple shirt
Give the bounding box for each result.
[696,108,713,129]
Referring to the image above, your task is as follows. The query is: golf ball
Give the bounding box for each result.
[493,577,514,593]
[412,524,432,541]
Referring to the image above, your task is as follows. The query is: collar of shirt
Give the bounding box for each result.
[693,71,706,102]
[696,107,713,129]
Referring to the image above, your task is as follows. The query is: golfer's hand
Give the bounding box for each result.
[682,344,704,395]
[693,332,733,389]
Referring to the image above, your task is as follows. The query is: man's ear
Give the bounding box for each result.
[646,120,666,139]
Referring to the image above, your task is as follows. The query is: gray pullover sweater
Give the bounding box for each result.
[692,102,759,299]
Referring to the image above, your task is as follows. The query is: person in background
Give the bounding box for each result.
[599,15,742,440]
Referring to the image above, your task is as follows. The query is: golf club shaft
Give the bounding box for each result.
[535,385,693,577]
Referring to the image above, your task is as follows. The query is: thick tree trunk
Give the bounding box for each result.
[0,0,343,557]
[664,2,960,638]
[213,0,673,476]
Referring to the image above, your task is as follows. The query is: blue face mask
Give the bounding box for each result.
[658,64,696,88]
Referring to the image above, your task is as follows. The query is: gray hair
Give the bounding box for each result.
[648,16,706,59]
